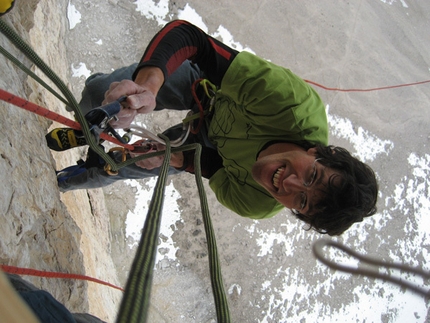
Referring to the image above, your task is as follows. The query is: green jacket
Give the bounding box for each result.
[208,51,328,219]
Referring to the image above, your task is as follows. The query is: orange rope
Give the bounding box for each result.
[0,88,135,150]
[304,79,430,92]
[1,265,124,292]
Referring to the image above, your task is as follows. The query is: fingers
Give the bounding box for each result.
[102,79,157,128]
[108,108,137,128]
[102,80,157,128]
[134,156,164,170]
[103,80,138,105]
[130,144,184,169]
[131,151,165,170]
[126,91,156,114]
[103,80,156,111]
[129,142,166,170]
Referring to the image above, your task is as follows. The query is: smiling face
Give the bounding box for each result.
[251,143,339,215]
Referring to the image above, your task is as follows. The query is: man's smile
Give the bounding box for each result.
[272,167,285,190]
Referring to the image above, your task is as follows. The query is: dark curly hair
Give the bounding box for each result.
[293,145,378,236]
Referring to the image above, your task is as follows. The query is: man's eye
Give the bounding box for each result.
[300,192,307,210]
[310,169,317,185]
[305,166,317,187]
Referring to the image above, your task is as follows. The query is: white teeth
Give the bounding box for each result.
[272,167,284,189]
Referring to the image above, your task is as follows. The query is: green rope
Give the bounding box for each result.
[116,135,171,323]
[115,142,231,323]
[0,18,118,171]
[0,44,70,106]
[193,143,231,322]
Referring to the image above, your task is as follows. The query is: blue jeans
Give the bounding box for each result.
[8,274,105,323]
[58,61,205,192]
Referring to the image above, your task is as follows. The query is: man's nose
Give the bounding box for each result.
[282,174,305,193]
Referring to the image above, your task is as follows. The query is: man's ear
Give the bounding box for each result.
[306,147,318,156]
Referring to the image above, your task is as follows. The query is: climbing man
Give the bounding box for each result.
[47,20,378,236]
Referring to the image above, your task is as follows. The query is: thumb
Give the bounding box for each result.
[126,91,156,113]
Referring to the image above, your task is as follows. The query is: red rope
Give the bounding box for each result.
[190,78,205,134]
[0,88,135,150]
[304,79,430,92]
[1,264,124,292]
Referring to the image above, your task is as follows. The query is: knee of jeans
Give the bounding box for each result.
[85,72,105,86]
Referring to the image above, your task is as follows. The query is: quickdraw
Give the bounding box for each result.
[104,140,159,175]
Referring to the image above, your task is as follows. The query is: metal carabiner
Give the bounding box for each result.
[104,147,127,176]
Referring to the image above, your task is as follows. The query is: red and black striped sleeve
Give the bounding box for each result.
[132,20,238,86]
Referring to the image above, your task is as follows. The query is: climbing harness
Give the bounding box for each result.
[0,17,230,323]
[313,239,430,298]
[125,77,217,149]
[189,78,217,134]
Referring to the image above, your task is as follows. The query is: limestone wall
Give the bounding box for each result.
[0,1,121,321]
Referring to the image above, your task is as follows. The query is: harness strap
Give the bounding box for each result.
[189,78,216,134]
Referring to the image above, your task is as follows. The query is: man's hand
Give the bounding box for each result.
[129,141,184,170]
[103,80,157,128]
[103,66,164,129]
